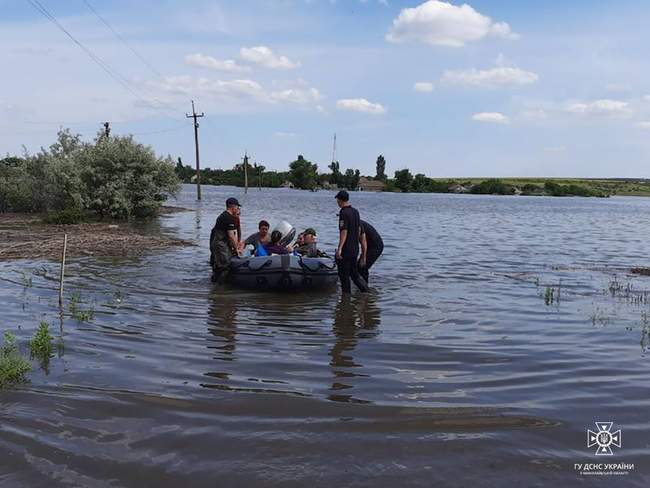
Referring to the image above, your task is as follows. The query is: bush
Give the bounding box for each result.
[42,208,87,225]
[470,179,516,195]
[0,332,31,389]
[0,129,180,220]
[30,322,53,362]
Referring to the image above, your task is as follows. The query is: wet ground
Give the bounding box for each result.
[1,185,649,487]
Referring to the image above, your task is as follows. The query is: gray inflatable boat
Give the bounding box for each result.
[228,254,338,291]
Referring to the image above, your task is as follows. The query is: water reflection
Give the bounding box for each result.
[329,294,381,403]
[206,289,239,362]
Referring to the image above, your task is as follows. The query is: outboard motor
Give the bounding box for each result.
[273,220,296,247]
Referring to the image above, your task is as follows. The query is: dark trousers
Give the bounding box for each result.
[358,246,383,283]
[337,255,369,293]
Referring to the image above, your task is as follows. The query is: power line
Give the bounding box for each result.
[24,0,188,125]
[81,0,166,81]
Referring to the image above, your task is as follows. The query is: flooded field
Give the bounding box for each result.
[1,185,649,487]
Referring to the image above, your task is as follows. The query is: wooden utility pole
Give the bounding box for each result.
[242,151,249,194]
[186,100,204,200]
[103,121,111,139]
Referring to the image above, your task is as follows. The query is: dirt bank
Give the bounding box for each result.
[0,208,195,261]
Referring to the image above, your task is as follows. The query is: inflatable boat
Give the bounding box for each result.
[228,254,338,291]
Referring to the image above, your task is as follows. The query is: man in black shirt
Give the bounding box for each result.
[210,197,242,282]
[335,190,369,294]
[359,220,383,284]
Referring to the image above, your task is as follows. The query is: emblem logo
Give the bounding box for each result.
[587,422,621,455]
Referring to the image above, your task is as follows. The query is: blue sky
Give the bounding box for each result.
[2,0,650,177]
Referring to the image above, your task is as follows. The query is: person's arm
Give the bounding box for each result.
[337,210,349,259]
[359,231,368,266]
[227,229,240,255]
[337,229,347,259]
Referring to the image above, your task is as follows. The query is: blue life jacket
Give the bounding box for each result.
[256,243,268,256]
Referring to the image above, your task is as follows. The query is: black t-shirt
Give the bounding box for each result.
[339,205,362,258]
[361,220,383,251]
[214,211,237,243]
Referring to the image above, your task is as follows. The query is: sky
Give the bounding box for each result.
[2,0,650,177]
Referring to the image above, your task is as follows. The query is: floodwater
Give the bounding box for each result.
[1,184,649,487]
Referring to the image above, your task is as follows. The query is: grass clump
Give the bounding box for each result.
[30,322,53,362]
[0,331,31,389]
[69,292,95,322]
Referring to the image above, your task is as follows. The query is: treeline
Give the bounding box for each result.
[175,154,365,191]
[175,159,290,188]
[180,154,608,197]
[392,170,609,197]
[1,129,180,222]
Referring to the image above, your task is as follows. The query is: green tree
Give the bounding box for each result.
[78,134,180,218]
[328,161,341,186]
[342,168,361,190]
[288,155,318,190]
[376,155,387,181]
[411,173,431,192]
[394,168,413,193]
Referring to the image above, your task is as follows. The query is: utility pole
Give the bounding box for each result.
[242,151,249,194]
[331,132,337,165]
[186,100,204,200]
[103,121,111,139]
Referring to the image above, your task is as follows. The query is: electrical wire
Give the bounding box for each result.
[24,0,190,126]
[81,0,166,81]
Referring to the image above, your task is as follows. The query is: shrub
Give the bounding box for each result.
[0,332,31,389]
[30,322,53,362]
[470,179,516,195]
[42,208,87,225]
[0,129,180,220]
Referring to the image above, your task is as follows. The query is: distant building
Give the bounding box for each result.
[448,183,469,193]
[281,181,294,189]
[358,177,385,192]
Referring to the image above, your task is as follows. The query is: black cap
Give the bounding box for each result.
[334,190,349,201]
[226,197,241,207]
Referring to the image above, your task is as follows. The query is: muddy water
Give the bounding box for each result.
[1,185,649,487]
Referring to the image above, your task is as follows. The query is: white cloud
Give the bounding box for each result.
[274,131,297,137]
[184,53,250,73]
[154,76,266,100]
[240,46,300,69]
[270,87,321,104]
[336,98,386,114]
[643,95,650,102]
[386,0,517,48]
[441,66,538,87]
[413,81,434,92]
[566,99,630,117]
[471,112,510,124]
[635,121,650,129]
[544,146,566,153]
[149,75,321,109]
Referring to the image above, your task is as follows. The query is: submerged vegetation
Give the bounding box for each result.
[0,332,32,389]
[29,322,53,363]
[1,129,180,222]
[69,292,95,322]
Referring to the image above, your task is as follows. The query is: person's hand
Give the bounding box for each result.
[335,249,342,261]
[237,241,245,251]
[358,256,366,268]
[287,244,294,252]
